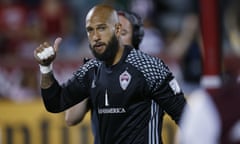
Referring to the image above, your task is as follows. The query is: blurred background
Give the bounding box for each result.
[0,0,239,144]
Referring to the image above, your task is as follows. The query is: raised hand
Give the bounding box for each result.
[34,37,62,66]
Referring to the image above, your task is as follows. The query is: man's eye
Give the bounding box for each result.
[86,28,93,33]
[98,26,106,31]
[121,30,127,36]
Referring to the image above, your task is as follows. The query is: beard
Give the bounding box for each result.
[90,35,119,63]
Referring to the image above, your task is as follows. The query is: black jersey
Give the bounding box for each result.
[42,46,186,144]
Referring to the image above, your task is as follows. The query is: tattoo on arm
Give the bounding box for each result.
[41,72,55,89]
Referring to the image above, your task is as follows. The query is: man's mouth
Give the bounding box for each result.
[94,43,105,52]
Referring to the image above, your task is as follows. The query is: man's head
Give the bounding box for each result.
[118,11,144,49]
[85,5,122,62]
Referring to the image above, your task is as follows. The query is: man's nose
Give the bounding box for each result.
[93,30,100,41]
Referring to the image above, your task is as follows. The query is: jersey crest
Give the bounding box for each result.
[119,70,131,90]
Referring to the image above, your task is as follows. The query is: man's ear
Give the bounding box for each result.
[115,23,122,36]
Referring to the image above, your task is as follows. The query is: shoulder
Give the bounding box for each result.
[126,49,171,75]
[126,49,168,68]
[126,49,172,88]
[74,59,101,78]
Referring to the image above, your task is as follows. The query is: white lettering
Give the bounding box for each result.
[98,108,126,114]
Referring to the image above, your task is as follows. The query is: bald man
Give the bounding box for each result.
[34,4,186,144]
[65,10,145,126]
[64,10,145,144]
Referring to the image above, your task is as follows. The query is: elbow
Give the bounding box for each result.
[65,116,84,126]
[42,95,64,113]
[65,119,78,126]
[65,119,76,126]
[65,111,85,126]
[46,108,61,113]
[44,104,63,113]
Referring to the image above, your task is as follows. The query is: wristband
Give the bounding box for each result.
[39,63,53,74]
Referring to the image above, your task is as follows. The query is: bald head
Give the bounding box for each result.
[86,4,119,27]
[85,4,124,65]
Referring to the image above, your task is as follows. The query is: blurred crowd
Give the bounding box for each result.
[0,0,239,102]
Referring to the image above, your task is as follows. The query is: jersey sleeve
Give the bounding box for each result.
[126,49,187,124]
[149,57,186,124]
[152,73,186,124]
[41,59,100,113]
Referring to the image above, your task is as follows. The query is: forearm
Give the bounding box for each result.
[65,98,89,126]
[41,75,88,113]
[162,93,186,124]
[41,72,55,89]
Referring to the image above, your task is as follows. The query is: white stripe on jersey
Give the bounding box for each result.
[149,100,160,144]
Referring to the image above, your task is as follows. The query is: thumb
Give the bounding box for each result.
[53,37,63,52]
